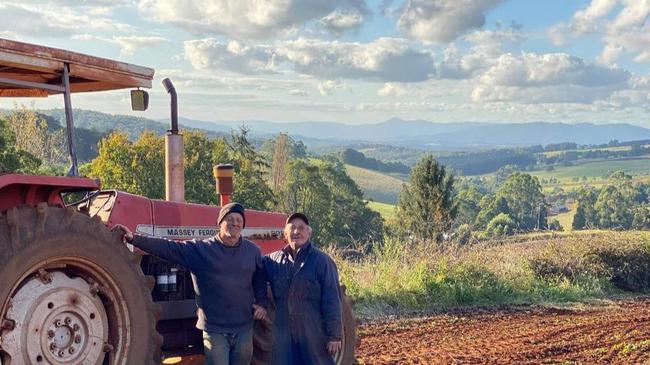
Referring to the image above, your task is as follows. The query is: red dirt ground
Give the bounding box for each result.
[165,297,650,365]
[356,297,650,365]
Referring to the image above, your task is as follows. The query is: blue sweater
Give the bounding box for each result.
[132,235,267,333]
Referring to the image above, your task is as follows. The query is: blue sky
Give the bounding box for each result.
[1,0,650,127]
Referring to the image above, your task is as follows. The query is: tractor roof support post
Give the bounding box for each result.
[62,63,78,176]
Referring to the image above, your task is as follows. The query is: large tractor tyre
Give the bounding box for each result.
[251,285,357,365]
[336,285,357,365]
[0,204,162,365]
[251,298,274,365]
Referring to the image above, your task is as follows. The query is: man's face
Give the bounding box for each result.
[220,212,243,240]
[284,219,311,248]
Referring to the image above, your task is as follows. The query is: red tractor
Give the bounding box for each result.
[0,39,356,365]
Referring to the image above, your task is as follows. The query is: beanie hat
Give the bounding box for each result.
[286,212,309,225]
[218,202,246,228]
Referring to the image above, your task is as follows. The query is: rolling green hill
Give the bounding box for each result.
[345,164,406,204]
[366,201,396,220]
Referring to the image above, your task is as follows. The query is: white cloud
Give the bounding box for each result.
[183,37,435,82]
[156,69,308,94]
[320,9,365,35]
[397,0,503,43]
[0,4,74,37]
[184,38,278,74]
[439,28,524,79]
[279,37,435,82]
[609,0,650,32]
[0,3,131,38]
[318,80,343,95]
[289,89,309,96]
[113,36,169,56]
[602,27,650,63]
[139,0,368,40]
[548,0,618,46]
[473,52,630,103]
[377,82,409,96]
[550,0,650,64]
[72,34,169,57]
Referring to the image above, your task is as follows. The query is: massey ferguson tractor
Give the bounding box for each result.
[0,39,356,365]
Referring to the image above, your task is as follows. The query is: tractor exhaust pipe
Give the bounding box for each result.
[162,78,184,202]
[214,164,234,206]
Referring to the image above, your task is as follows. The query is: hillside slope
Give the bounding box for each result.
[345,164,406,204]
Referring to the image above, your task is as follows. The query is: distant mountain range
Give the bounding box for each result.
[173,116,650,149]
[8,109,650,149]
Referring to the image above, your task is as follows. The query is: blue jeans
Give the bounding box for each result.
[203,327,253,365]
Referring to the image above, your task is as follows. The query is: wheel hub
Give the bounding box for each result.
[1,271,109,365]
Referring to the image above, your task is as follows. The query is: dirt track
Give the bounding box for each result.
[165,297,650,365]
[356,297,650,364]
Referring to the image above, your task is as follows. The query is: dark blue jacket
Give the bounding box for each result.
[263,242,342,365]
[132,235,267,333]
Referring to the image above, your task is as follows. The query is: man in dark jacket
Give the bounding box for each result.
[113,202,267,365]
[263,212,342,365]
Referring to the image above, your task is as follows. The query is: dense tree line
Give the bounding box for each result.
[339,148,410,174]
[437,149,537,175]
[572,171,650,230]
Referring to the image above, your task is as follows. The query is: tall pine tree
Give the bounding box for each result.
[396,154,456,242]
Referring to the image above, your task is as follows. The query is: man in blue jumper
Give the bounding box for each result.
[113,202,267,365]
[263,212,342,365]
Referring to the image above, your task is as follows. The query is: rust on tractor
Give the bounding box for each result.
[68,294,80,306]
[0,38,154,97]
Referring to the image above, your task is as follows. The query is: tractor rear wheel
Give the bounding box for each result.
[334,286,357,365]
[251,285,357,365]
[0,204,162,365]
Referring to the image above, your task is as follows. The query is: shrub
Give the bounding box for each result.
[454,224,473,245]
[592,239,650,291]
[486,213,516,236]
[548,219,563,231]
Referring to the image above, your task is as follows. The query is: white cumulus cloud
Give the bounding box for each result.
[72,34,169,57]
[318,80,343,95]
[550,0,650,65]
[320,9,365,35]
[184,38,278,74]
[473,52,630,103]
[0,2,131,38]
[279,37,435,82]
[377,82,409,96]
[397,0,503,43]
[139,0,368,40]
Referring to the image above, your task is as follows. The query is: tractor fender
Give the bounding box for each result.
[0,173,99,213]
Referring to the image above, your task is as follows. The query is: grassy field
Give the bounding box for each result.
[334,231,650,318]
[530,156,650,190]
[532,156,650,181]
[345,164,405,204]
[551,206,576,231]
[541,145,634,157]
[367,201,396,220]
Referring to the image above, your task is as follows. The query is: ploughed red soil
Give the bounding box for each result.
[165,297,650,365]
[356,297,650,365]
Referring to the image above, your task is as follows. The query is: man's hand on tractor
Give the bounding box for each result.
[327,340,342,356]
[252,304,268,321]
[111,224,134,243]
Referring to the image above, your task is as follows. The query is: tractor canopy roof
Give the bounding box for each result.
[0,38,154,97]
